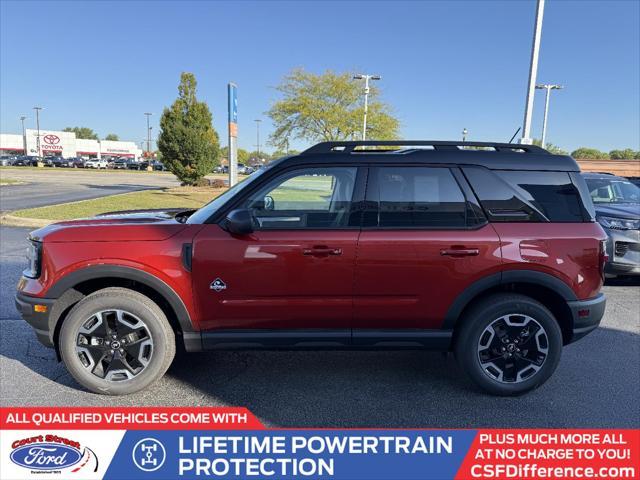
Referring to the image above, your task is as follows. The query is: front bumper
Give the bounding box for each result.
[567,293,606,343]
[604,228,640,276]
[15,292,56,347]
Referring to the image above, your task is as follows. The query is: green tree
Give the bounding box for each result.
[63,127,99,140]
[158,72,220,185]
[532,139,567,155]
[104,133,119,141]
[219,146,250,165]
[570,148,610,160]
[270,149,299,159]
[268,68,399,149]
[247,150,271,163]
[609,148,636,160]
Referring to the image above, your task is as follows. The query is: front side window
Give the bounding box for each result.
[368,167,468,227]
[242,167,357,229]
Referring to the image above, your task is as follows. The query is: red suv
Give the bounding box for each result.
[16,141,607,396]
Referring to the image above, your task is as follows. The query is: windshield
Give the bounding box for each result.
[186,167,270,224]
[585,177,640,204]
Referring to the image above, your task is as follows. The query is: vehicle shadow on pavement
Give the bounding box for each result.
[1,321,638,427]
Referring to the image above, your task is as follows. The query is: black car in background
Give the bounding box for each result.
[583,172,640,277]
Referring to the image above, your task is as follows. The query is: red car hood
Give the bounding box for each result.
[30,209,193,243]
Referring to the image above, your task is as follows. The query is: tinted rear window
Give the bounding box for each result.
[463,167,589,222]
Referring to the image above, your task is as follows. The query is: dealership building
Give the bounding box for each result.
[0,129,142,159]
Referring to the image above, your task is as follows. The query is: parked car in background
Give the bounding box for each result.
[68,157,86,168]
[214,165,229,174]
[12,156,37,166]
[583,172,640,277]
[0,155,16,166]
[16,140,607,396]
[152,160,165,171]
[51,157,75,168]
[42,156,57,167]
[240,165,256,175]
[84,159,108,169]
[112,159,129,169]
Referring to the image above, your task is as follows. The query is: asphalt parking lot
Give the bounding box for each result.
[0,223,638,428]
[0,168,179,212]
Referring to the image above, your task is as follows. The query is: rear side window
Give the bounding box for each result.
[463,167,589,222]
[366,167,470,228]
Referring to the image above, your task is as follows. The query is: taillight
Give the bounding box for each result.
[599,240,608,280]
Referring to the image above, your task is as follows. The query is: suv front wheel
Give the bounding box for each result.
[455,293,563,396]
[59,287,175,395]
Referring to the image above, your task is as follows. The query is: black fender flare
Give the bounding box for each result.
[47,265,197,338]
[443,269,577,329]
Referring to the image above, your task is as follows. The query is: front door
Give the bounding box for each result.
[192,166,361,332]
[353,166,502,331]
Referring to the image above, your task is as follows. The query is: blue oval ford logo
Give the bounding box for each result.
[10,443,82,471]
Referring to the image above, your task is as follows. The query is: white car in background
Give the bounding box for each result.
[84,159,109,169]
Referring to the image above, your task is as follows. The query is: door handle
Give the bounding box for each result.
[303,246,343,256]
[440,247,479,257]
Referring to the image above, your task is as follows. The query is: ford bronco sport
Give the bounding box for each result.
[16,141,607,396]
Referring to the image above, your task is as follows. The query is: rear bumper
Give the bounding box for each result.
[15,292,55,347]
[567,293,606,343]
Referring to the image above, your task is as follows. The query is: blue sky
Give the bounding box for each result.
[1,0,638,153]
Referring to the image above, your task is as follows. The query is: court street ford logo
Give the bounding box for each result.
[10,437,83,471]
[43,134,60,145]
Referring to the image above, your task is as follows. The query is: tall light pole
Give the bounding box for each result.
[462,128,468,142]
[536,83,563,148]
[144,112,152,155]
[254,119,262,159]
[353,73,381,141]
[521,0,545,145]
[20,116,27,155]
[33,107,43,157]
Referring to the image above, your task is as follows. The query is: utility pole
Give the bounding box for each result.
[144,112,152,155]
[521,0,545,145]
[254,119,262,160]
[20,116,27,155]
[536,83,563,148]
[33,107,43,157]
[353,73,381,141]
[462,128,468,142]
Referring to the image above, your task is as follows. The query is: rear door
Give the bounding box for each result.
[192,165,363,332]
[353,165,502,333]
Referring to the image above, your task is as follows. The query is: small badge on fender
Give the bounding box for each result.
[210,278,227,292]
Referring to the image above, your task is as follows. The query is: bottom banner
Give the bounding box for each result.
[1,408,639,479]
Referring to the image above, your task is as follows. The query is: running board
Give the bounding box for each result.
[197,329,452,351]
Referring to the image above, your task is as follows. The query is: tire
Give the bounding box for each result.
[454,293,562,396]
[59,287,175,395]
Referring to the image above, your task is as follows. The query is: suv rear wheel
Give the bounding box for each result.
[59,287,175,395]
[454,293,563,396]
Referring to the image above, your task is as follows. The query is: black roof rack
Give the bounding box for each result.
[302,140,549,155]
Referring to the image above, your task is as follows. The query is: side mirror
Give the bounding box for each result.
[264,195,275,211]
[224,209,254,235]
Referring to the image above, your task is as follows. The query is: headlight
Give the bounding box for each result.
[24,241,42,278]
[597,216,640,230]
